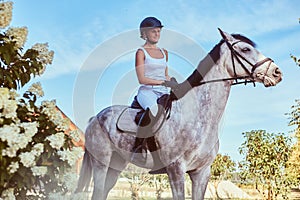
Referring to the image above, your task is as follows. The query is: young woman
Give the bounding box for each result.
[135,17,171,116]
[132,17,177,173]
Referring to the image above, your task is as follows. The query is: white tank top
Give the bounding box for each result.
[139,47,168,81]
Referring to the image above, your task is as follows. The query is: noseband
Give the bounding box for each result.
[196,29,274,87]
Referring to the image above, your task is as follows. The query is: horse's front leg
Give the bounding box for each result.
[188,165,211,200]
[166,162,186,200]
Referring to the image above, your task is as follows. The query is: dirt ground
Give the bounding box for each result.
[105,180,300,200]
[289,188,300,199]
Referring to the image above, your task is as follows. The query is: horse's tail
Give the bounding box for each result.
[75,150,93,193]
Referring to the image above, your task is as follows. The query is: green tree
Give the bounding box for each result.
[210,153,236,199]
[0,1,84,199]
[238,130,292,200]
[121,164,151,200]
[210,153,236,181]
[286,99,300,186]
[148,174,170,200]
[286,18,300,187]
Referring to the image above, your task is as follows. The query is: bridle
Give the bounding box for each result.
[197,28,274,87]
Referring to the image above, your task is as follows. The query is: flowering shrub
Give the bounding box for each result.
[0,1,84,199]
[0,86,84,199]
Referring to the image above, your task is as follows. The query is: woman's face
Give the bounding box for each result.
[145,27,161,44]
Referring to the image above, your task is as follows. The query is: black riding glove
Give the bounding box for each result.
[162,77,179,90]
[169,53,215,101]
[169,80,192,101]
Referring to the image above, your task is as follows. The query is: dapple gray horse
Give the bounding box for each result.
[76,29,282,200]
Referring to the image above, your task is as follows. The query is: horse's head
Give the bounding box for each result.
[218,28,282,87]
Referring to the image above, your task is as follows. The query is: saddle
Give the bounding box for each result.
[116,94,172,134]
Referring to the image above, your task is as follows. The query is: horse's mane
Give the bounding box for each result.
[209,34,256,63]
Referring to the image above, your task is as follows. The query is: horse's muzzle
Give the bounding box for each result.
[263,65,283,87]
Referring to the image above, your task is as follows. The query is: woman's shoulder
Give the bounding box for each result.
[136,47,146,54]
[162,48,168,55]
[135,48,145,58]
[161,48,168,61]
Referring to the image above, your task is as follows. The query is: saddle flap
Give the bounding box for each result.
[116,106,167,135]
[116,108,141,134]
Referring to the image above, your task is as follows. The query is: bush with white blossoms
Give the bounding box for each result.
[0,1,84,199]
[0,85,84,199]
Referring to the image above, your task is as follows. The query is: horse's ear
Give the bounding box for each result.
[218,28,235,42]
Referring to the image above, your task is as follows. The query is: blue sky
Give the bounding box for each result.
[11,0,300,161]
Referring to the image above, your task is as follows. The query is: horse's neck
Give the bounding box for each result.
[181,62,232,127]
[159,62,232,161]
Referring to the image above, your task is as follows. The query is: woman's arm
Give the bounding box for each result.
[135,49,164,85]
[165,67,171,81]
[163,49,171,81]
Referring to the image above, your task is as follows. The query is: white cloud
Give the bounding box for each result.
[27,0,300,80]
[41,42,90,79]
[165,0,300,43]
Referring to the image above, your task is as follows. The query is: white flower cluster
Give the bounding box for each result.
[41,100,70,131]
[1,188,16,200]
[6,26,28,49]
[63,172,78,192]
[28,82,44,97]
[19,151,36,168]
[0,88,17,119]
[31,43,54,75]
[58,118,70,131]
[4,142,43,169]
[69,130,81,142]
[0,122,39,158]
[0,1,13,29]
[57,147,84,166]
[9,89,19,99]
[32,143,44,155]
[18,143,44,169]
[48,172,88,199]
[46,132,65,150]
[21,122,39,137]
[31,166,47,177]
[7,161,19,174]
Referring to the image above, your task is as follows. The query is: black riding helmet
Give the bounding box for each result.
[139,17,163,39]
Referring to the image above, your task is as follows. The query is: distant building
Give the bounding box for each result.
[56,106,85,173]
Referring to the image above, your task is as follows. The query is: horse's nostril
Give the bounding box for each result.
[273,68,282,77]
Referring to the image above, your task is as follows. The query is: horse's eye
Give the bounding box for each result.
[241,47,251,53]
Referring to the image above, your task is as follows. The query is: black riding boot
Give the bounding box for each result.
[147,136,167,174]
[131,108,152,164]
